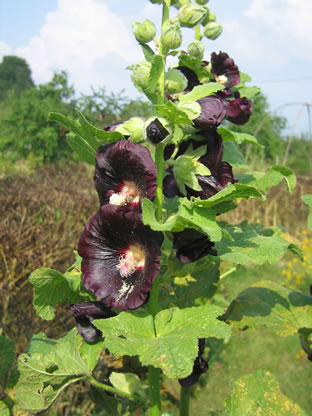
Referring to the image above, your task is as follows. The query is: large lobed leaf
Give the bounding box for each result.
[0,337,15,383]
[223,280,312,337]
[220,370,307,415]
[95,305,230,379]
[16,330,91,414]
[301,194,312,230]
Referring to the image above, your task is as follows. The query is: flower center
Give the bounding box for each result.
[109,180,140,206]
[216,74,228,85]
[117,244,145,278]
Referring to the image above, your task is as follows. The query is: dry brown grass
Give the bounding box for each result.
[0,162,98,352]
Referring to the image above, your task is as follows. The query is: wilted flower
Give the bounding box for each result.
[211,51,240,89]
[227,96,252,125]
[193,95,228,130]
[70,301,116,343]
[78,205,163,311]
[173,229,217,264]
[179,339,208,387]
[94,140,157,208]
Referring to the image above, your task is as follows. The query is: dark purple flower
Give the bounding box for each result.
[193,95,228,130]
[211,51,240,89]
[94,140,157,208]
[179,339,208,388]
[175,66,200,92]
[173,229,217,264]
[70,301,116,343]
[227,96,252,125]
[146,118,169,144]
[78,205,163,311]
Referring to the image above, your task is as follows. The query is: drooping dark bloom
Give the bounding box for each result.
[78,205,163,311]
[146,118,169,144]
[227,96,252,125]
[193,95,228,130]
[173,229,217,264]
[94,140,157,208]
[70,301,116,343]
[175,65,200,92]
[211,51,240,89]
[179,339,208,388]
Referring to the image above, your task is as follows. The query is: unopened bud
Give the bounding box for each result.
[201,6,215,26]
[203,21,223,40]
[149,0,162,3]
[132,20,156,44]
[131,61,151,91]
[146,118,170,144]
[161,22,182,51]
[178,4,207,28]
[165,69,187,94]
[187,40,205,60]
[195,0,209,4]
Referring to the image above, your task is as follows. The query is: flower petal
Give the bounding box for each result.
[227,97,252,125]
[78,205,163,311]
[193,95,228,129]
[173,229,217,263]
[211,51,240,88]
[94,140,157,208]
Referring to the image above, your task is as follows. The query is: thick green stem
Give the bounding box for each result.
[195,24,201,41]
[148,366,162,416]
[88,376,144,404]
[179,386,190,416]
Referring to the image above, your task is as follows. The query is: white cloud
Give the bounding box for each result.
[0,41,12,61]
[13,0,141,93]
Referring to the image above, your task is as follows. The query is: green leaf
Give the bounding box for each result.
[221,370,307,415]
[156,101,193,125]
[215,222,293,265]
[95,305,230,379]
[0,337,15,383]
[218,127,263,147]
[29,267,94,320]
[142,198,222,242]
[302,194,312,230]
[247,165,296,194]
[179,82,224,104]
[16,332,91,414]
[223,280,312,336]
[222,141,249,169]
[141,44,155,62]
[147,55,165,94]
[109,372,141,395]
[80,339,104,372]
[186,183,264,209]
[177,101,201,120]
[0,401,10,416]
[236,85,261,99]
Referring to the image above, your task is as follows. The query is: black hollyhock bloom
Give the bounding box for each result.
[146,118,169,144]
[94,140,157,208]
[193,95,228,130]
[211,51,240,89]
[78,205,163,311]
[227,96,252,125]
[70,301,116,343]
[175,66,200,92]
[163,169,181,198]
[179,339,208,388]
[173,229,217,264]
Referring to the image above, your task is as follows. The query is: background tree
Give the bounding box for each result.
[0,55,34,100]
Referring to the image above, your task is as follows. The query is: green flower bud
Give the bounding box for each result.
[178,4,207,28]
[187,40,205,60]
[200,6,211,26]
[132,20,156,44]
[203,22,223,40]
[161,22,182,51]
[149,0,162,3]
[165,70,188,94]
[195,0,209,4]
[131,61,151,91]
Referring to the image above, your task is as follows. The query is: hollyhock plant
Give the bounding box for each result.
[94,140,157,208]
[78,204,163,311]
[173,228,217,264]
[70,301,116,343]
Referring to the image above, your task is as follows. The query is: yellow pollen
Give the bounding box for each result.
[117,244,145,278]
[216,74,228,85]
[109,180,140,206]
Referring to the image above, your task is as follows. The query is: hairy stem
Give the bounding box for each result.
[179,386,190,416]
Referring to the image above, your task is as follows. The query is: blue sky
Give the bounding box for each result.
[1,0,312,136]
